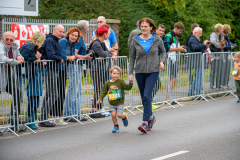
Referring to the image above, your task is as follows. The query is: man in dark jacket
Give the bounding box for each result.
[187,27,210,97]
[39,24,64,127]
[186,24,199,86]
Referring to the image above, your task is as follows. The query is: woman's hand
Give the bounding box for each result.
[71,56,76,61]
[68,56,75,62]
[129,75,133,84]
[159,61,164,70]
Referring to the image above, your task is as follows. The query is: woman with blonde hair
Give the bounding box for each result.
[18,32,45,91]
[18,32,46,130]
[26,32,46,49]
[220,24,236,88]
[223,24,235,52]
[209,23,224,89]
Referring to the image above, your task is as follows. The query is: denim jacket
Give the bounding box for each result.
[59,37,75,70]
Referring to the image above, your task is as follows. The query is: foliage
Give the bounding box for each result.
[148,0,186,11]
[36,0,240,56]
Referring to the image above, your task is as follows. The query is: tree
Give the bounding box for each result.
[36,0,240,56]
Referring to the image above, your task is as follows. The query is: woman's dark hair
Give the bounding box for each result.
[139,17,157,32]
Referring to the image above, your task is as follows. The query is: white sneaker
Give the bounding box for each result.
[104,112,111,116]
[52,119,68,126]
[101,108,110,116]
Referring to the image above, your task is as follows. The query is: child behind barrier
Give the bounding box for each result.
[231,52,240,103]
[97,65,133,133]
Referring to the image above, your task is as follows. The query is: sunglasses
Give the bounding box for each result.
[97,21,104,23]
[5,38,14,42]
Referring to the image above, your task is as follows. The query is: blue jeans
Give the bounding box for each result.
[27,96,40,118]
[188,68,202,95]
[64,64,82,117]
[135,72,159,121]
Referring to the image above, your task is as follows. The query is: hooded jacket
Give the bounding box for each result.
[19,42,38,62]
[129,33,166,75]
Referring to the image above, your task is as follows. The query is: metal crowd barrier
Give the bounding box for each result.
[0,52,239,137]
[202,52,237,100]
[0,62,20,136]
[130,51,239,112]
[0,56,131,136]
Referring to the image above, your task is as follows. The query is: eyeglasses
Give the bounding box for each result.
[140,26,150,28]
[5,38,14,42]
[97,21,104,23]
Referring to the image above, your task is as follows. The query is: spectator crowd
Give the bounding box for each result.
[0,16,239,134]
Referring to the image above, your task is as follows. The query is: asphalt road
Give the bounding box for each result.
[0,97,240,160]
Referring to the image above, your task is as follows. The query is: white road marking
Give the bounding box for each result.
[151,151,189,160]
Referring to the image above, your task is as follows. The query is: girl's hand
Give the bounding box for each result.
[96,100,101,105]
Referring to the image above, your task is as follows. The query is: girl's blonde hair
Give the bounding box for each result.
[27,32,46,48]
[110,65,121,74]
[234,52,240,58]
